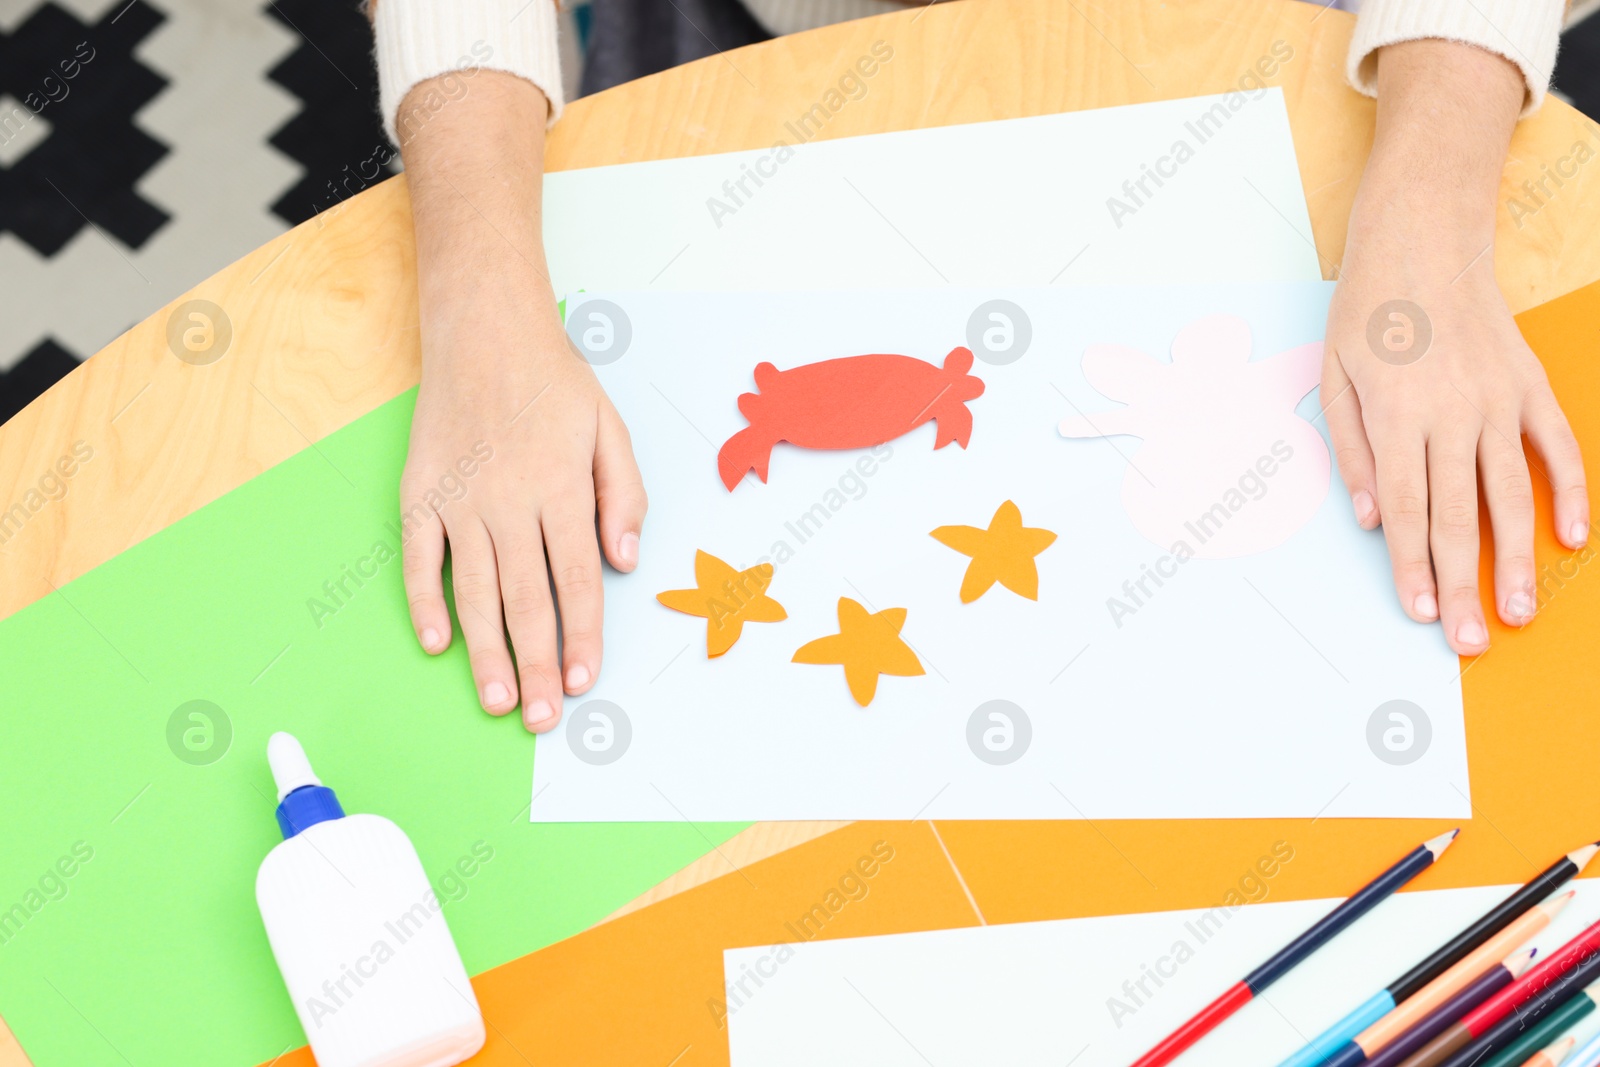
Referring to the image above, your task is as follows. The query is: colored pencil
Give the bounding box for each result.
[1358,950,1541,1067]
[1415,945,1600,1067]
[1517,1036,1577,1067]
[1279,844,1597,1067]
[1562,1026,1600,1067]
[1330,893,1576,1067]
[1473,991,1596,1067]
[1127,830,1458,1067]
[1393,916,1600,1067]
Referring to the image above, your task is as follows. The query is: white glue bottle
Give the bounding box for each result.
[256,732,485,1067]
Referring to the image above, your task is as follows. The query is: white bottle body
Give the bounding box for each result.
[256,813,485,1067]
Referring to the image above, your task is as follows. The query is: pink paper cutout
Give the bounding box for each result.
[1058,314,1329,559]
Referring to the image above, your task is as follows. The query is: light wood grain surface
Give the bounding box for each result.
[3,0,1599,1062]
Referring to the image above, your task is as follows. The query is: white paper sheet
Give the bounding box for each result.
[724,883,1600,1067]
[530,285,1468,822]
[543,89,1323,291]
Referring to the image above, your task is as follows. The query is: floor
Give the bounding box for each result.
[0,0,1596,425]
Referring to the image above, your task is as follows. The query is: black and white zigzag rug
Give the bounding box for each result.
[0,0,397,422]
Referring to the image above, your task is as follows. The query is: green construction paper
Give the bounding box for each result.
[0,389,746,1067]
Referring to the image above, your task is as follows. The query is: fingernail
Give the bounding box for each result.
[421,627,441,651]
[525,700,554,727]
[484,681,511,708]
[1457,619,1487,647]
[1413,593,1439,620]
[619,531,640,568]
[566,663,590,691]
[1353,490,1376,525]
[1573,521,1589,547]
[1506,592,1535,621]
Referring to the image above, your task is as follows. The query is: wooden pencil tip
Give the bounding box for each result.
[1506,947,1539,976]
[1424,828,1461,858]
[1570,842,1600,872]
[1542,890,1578,917]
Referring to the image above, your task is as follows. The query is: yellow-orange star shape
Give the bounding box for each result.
[792,597,924,706]
[657,550,787,657]
[930,500,1057,603]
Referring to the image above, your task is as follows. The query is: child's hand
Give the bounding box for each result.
[1322,41,1587,657]
[401,287,645,732]
[396,71,647,732]
[1324,222,1586,656]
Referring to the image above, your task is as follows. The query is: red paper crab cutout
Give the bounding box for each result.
[716,347,986,490]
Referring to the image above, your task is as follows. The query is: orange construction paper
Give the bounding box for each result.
[930,499,1058,602]
[716,348,985,489]
[657,550,787,657]
[791,597,924,706]
[254,278,1600,1067]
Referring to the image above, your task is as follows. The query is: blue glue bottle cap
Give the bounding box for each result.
[268,732,344,839]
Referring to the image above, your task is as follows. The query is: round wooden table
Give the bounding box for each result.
[3,0,1598,1061]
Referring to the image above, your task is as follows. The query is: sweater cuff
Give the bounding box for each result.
[1347,0,1565,117]
[374,0,564,146]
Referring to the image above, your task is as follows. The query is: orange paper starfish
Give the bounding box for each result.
[930,500,1057,602]
[657,550,787,657]
[792,597,924,706]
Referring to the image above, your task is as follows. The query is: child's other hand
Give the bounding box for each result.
[1322,42,1587,657]
[1324,217,1586,656]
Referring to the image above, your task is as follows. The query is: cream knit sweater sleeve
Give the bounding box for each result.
[1346,0,1566,115]
[370,0,1569,145]
[373,0,563,145]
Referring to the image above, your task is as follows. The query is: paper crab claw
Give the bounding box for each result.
[751,361,782,390]
[717,426,773,489]
[942,345,975,377]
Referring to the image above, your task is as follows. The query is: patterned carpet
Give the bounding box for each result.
[0,0,1596,424]
[0,0,374,422]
